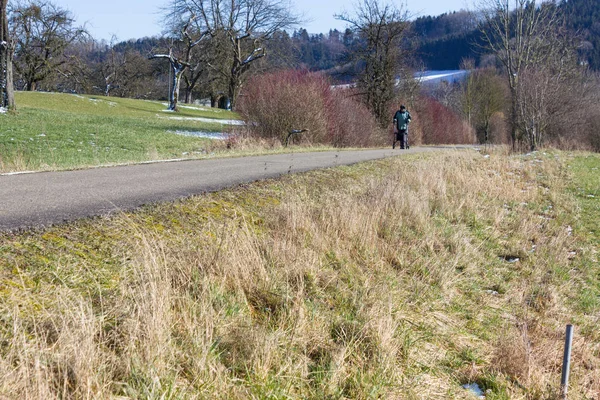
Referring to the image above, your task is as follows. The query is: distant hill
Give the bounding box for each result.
[561,0,600,69]
[414,0,600,70]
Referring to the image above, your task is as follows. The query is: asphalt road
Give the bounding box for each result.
[0,147,451,231]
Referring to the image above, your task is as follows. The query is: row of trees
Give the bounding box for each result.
[415,0,600,152]
[2,0,599,151]
[479,0,590,151]
[1,0,413,124]
[0,0,302,111]
[1,0,82,109]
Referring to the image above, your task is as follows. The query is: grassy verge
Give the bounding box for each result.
[568,154,600,245]
[0,92,339,173]
[0,150,599,399]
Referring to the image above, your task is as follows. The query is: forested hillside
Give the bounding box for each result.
[260,0,600,72]
[415,0,600,70]
[562,0,600,69]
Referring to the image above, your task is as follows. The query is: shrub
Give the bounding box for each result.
[413,96,476,145]
[325,89,387,147]
[238,70,384,147]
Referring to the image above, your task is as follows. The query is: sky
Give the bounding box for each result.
[53,0,470,42]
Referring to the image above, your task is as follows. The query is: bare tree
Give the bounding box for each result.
[336,0,410,127]
[150,48,190,111]
[9,0,86,91]
[167,0,300,110]
[151,15,210,111]
[459,58,476,126]
[514,27,579,149]
[0,0,15,110]
[92,37,126,97]
[163,11,218,104]
[477,0,562,150]
[465,67,507,144]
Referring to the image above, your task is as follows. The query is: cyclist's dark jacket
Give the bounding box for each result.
[394,110,412,131]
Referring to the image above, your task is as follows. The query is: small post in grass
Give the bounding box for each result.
[560,324,574,399]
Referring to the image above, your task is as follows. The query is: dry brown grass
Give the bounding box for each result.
[0,150,599,399]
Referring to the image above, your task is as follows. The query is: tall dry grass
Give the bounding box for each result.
[0,150,599,398]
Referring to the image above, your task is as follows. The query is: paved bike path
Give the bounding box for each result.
[0,147,449,231]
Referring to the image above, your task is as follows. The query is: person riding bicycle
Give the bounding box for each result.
[393,105,412,149]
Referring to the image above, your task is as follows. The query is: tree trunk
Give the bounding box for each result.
[168,61,186,111]
[228,75,237,111]
[170,66,184,111]
[1,0,15,110]
[6,48,14,109]
[510,88,518,151]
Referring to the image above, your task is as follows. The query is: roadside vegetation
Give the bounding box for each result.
[1,150,598,398]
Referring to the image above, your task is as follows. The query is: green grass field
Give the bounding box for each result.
[569,154,600,244]
[0,92,242,172]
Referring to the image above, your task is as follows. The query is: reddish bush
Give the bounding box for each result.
[324,89,387,147]
[414,96,476,145]
[238,70,384,147]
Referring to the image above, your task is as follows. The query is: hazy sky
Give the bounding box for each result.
[53,0,470,42]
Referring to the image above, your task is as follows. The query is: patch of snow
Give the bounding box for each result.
[462,383,485,398]
[0,170,38,176]
[415,70,469,84]
[72,94,85,99]
[566,226,573,236]
[331,83,356,90]
[177,104,211,111]
[170,130,231,140]
[162,116,245,125]
[38,133,46,137]
[483,154,490,159]
[485,290,499,295]
[0,107,7,114]
[505,257,520,263]
[587,194,596,198]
